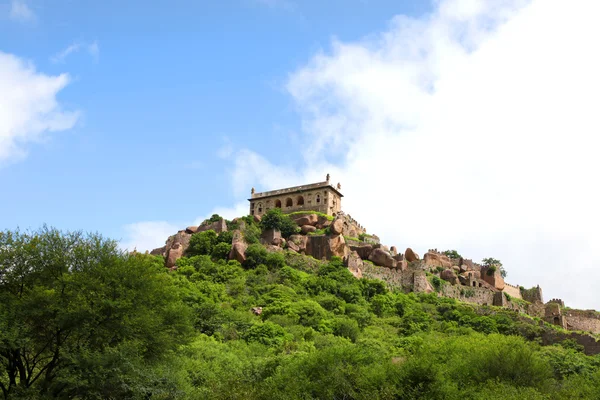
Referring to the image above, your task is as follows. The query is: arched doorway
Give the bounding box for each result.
[275,199,282,208]
[553,317,560,325]
[297,196,304,206]
[285,198,293,207]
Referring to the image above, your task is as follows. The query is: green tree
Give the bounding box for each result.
[187,230,218,256]
[0,227,193,399]
[442,249,462,259]
[260,209,299,238]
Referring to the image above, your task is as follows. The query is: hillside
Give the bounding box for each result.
[2,219,600,399]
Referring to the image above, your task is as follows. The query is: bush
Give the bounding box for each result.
[442,249,462,259]
[244,243,268,269]
[187,230,218,256]
[217,230,234,244]
[261,209,299,238]
[211,242,231,260]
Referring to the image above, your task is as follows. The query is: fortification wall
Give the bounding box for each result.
[565,310,600,333]
[441,285,495,306]
[502,283,523,299]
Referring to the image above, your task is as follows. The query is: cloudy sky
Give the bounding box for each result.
[2,0,599,309]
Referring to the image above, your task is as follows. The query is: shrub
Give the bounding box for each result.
[187,230,218,256]
[244,243,268,269]
[217,230,234,244]
[261,209,299,238]
[211,242,231,260]
[482,257,507,278]
[442,249,462,259]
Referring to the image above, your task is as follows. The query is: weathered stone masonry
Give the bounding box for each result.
[249,175,343,218]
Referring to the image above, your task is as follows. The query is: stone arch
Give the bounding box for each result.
[472,281,476,287]
[285,198,293,207]
[258,203,263,213]
[297,195,305,206]
[553,316,560,325]
[316,194,321,204]
[275,199,282,208]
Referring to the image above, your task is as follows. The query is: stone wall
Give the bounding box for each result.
[541,330,600,356]
[441,285,495,306]
[565,310,600,333]
[502,283,523,300]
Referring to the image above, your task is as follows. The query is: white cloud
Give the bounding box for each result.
[9,0,35,22]
[120,221,180,252]
[232,0,600,309]
[122,203,250,253]
[0,51,79,164]
[51,41,100,64]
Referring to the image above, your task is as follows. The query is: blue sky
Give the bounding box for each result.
[3,0,600,309]
[0,0,428,240]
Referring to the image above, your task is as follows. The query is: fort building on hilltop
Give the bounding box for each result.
[249,174,343,218]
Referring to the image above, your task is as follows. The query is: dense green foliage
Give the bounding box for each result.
[2,227,600,399]
[260,209,300,238]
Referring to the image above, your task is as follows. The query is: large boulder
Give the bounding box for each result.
[329,235,349,258]
[150,246,166,256]
[228,230,247,264]
[301,225,317,234]
[287,240,300,253]
[288,235,308,252]
[405,248,420,262]
[390,246,398,256]
[349,243,373,260]
[229,242,247,264]
[330,218,344,235]
[424,252,442,268]
[316,216,332,229]
[459,257,475,273]
[345,251,363,279]
[185,226,198,234]
[369,248,397,268]
[294,214,318,227]
[198,219,228,234]
[440,269,459,285]
[164,230,192,269]
[305,234,348,260]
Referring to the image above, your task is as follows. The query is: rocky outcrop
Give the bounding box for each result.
[441,269,459,285]
[288,235,307,253]
[424,252,452,269]
[198,219,228,234]
[390,246,398,256]
[150,246,166,256]
[316,216,332,229]
[405,248,419,262]
[301,225,317,234]
[368,248,397,268]
[162,230,192,269]
[185,226,198,234]
[330,218,344,235]
[228,230,247,264]
[305,234,348,260]
[345,251,363,278]
[293,214,318,227]
[348,243,373,260]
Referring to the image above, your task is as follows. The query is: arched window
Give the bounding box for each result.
[285,198,293,207]
[275,199,282,208]
[297,196,304,206]
[553,317,560,325]
[316,194,321,204]
[258,203,263,213]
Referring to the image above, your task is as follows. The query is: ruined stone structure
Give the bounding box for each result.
[249,174,343,218]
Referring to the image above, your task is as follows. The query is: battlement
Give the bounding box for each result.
[547,298,565,307]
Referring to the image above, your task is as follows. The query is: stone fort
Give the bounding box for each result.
[249,174,343,217]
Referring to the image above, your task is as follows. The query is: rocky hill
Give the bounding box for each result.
[150,209,600,354]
